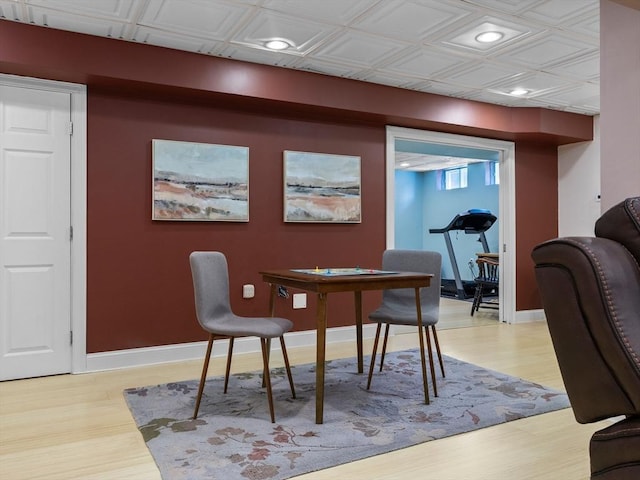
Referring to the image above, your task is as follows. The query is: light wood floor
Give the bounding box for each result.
[437,296,500,329]
[0,303,606,480]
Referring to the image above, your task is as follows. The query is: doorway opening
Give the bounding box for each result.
[385,126,515,326]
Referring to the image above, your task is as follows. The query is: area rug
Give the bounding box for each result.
[124,350,570,480]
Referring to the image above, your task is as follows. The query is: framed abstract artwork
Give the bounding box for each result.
[284,150,361,223]
[152,139,249,221]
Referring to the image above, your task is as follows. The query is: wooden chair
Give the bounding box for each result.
[189,251,296,423]
[470,255,499,316]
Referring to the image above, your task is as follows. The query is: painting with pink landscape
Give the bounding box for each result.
[152,140,249,221]
[284,151,361,223]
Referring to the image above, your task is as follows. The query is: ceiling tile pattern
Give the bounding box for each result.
[0,0,601,115]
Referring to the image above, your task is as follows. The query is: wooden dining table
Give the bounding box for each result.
[259,268,433,424]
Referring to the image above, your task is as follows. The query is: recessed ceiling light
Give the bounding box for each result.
[475,31,504,43]
[264,39,292,51]
[509,88,529,96]
[400,162,410,167]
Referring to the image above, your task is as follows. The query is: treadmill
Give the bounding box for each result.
[429,209,497,299]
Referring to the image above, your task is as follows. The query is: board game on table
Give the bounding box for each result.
[291,267,397,276]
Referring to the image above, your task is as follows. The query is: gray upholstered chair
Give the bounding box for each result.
[367,249,445,403]
[189,251,296,423]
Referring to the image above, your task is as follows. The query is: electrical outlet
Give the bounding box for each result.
[293,293,307,309]
[242,284,255,299]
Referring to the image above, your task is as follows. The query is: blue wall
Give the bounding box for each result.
[394,170,425,250]
[395,162,499,281]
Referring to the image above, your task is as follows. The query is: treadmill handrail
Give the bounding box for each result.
[428,211,496,234]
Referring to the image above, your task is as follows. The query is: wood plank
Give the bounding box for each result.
[0,309,602,479]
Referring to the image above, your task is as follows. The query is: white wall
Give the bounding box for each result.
[557,115,601,236]
[558,0,640,232]
[600,0,640,210]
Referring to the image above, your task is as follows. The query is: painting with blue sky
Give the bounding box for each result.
[152,139,249,221]
[284,150,361,223]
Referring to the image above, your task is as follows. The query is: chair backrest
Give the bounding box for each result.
[594,196,640,260]
[381,249,442,315]
[189,251,233,329]
[476,257,499,283]
[531,197,640,424]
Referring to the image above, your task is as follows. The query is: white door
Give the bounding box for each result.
[0,84,72,380]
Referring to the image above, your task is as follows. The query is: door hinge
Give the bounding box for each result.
[69,226,73,241]
[67,121,73,135]
[70,331,73,345]
[503,243,507,253]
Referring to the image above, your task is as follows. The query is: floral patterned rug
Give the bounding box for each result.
[124,350,570,480]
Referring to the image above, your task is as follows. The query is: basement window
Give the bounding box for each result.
[443,166,468,190]
[485,161,500,185]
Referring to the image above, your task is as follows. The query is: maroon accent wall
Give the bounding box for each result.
[87,92,386,352]
[0,21,594,352]
[514,142,559,310]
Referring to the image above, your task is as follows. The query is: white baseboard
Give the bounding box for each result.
[386,309,547,334]
[82,313,547,373]
[513,309,546,323]
[83,324,380,373]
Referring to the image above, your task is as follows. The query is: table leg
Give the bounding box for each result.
[316,292,328,424]
[268,283,277,316]
[415,287,430,405]
[354,290,363,373]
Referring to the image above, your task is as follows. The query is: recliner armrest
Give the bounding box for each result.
[532,236,640,423]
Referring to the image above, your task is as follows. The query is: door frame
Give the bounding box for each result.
[0,73,87,372]
[385,126,515,324]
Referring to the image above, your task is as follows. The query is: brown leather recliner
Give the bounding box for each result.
[531,197,640,480]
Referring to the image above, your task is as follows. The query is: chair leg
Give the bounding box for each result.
[424,326,438,397]
[470,285,481,316]
[193,334,215,420]
[367,323,382,390]
[477,284,487,313]
[416,322,430,405]
[260,338,276,423]
[379,323,390,372]
[223,337,234,394]
[261,338,271,388]
[280,336,296,399]
[431,325,445,377]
